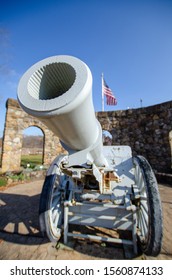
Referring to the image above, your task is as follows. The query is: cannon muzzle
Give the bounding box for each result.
[17,56,163,256]
[17,55,107,166]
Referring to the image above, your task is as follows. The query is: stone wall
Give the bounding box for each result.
[1,99,64,173]
[1,98,172,173]
[96,101,172,173]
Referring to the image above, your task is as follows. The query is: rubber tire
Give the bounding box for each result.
[133,155,163,256]
[39,173,64,242]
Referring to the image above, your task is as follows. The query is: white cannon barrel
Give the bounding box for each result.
[17,55,107,166]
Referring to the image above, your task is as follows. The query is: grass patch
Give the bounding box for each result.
[8,173,26,181]
[21,154,43,168]
[0,177,7,187]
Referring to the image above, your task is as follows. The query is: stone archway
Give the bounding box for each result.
[1,99,64,173]
[1,98,172,173]
[21,126,45,166]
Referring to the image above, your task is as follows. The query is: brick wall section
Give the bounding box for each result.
[1,99,64,172]
[96,101,172,173]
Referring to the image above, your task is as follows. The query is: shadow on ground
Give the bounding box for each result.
[0,192,49,245]
[0,190,134,259]
[0,182,171,260]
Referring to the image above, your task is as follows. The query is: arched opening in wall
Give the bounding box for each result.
[169,131,172,170]
[21,126,44,169]
[102,130,112,146]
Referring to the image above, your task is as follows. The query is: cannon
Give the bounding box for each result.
[17,55,162,256]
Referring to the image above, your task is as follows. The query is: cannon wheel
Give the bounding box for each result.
[39,155,67,242]
[133,156,163,256]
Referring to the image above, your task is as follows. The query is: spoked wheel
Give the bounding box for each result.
[39,155,67,242]
[133,156,163,256]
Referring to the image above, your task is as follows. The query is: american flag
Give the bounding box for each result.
[102,78,117,106]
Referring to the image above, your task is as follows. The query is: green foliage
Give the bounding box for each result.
[21,154,42,168]
[0,177,7,187]
[0,154,45,187]
[8,173,25,181]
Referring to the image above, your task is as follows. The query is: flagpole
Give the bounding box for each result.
[101,73,104,112]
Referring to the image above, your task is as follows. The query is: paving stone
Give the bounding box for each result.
[0,181,171,260]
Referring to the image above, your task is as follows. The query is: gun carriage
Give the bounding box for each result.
[18,55,162,256]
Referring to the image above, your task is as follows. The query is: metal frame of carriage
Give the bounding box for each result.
[18,55,163,257]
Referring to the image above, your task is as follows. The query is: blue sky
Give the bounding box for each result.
[0,0,172,136]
